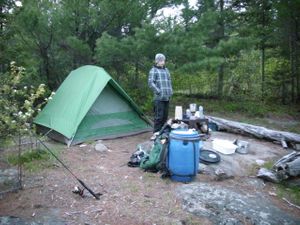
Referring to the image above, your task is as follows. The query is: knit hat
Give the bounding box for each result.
[155,53,166,63]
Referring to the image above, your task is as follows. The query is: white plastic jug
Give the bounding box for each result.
[175,106,183,120]
[189,103,197,113]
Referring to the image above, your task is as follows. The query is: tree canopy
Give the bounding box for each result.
[1,0,300,107]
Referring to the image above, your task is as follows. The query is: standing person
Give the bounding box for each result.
[148,53,173,139]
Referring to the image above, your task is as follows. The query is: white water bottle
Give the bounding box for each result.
[186,109,191,118]
[199,106,204,119]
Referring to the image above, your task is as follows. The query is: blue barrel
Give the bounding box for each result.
[168,129,201,182]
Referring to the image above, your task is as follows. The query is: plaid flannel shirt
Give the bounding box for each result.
[148,66,173,101]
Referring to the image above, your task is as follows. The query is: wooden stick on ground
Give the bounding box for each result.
[282,198,300,210]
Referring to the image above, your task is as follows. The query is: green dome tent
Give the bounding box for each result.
[34,65,152,146]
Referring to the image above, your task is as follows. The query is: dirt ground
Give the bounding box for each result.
[0,131,300,225]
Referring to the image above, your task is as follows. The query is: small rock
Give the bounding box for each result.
[52,163,60,168]
[95,143,108,153]
[257,168,279,183]
[198,163,214,175]
[97,166,105,170]
[268,192,277,196]
[214,168,234,181]
[0,169,19,191]
[292,143,300,151]
[198,163,207,173]
[255,159,265,166]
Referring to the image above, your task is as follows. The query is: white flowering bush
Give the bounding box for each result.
[0,62,51,141]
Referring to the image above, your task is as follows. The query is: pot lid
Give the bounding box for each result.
[200,149,221,164]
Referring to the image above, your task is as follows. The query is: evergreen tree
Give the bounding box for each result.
[232,0,275,100]
[275,0,300,103]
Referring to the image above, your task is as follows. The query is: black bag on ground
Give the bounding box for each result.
[127,149,148,167]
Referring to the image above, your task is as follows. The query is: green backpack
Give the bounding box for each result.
[140,137,168,172]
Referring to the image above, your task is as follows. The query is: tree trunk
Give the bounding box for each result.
[40,48,52,88]
[0,5,3,31]
[217,0,225,99]
[296,51,300,102]
[208,116,300,144]
[18,133,23,190]
[287,0,299,103]
[134,62,139,88]
[281,77,287,104]
[289,34,296,102]
[296,31,300,102]
[261,46,265,101]
[296,20,300,102]
[260,0,267,101]
[218,63,224,98]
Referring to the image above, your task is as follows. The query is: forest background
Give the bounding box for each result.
[1,0,300,139]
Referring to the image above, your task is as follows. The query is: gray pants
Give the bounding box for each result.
[153,100,169,132]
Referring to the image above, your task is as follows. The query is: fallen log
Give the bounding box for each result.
[207,116,300,145]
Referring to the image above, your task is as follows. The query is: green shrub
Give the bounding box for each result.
[0,62,50,141]
[7,149,50,165]
[276,182,300,206]
[6,147,61,172]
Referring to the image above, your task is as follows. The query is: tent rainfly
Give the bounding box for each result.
[34,65,152,146]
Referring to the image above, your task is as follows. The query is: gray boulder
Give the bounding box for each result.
[176,183,300,225]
